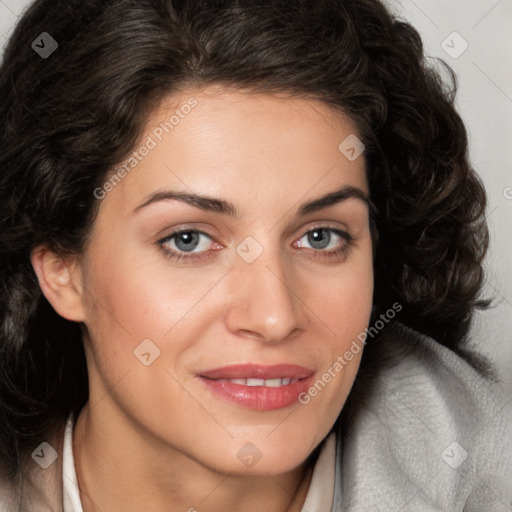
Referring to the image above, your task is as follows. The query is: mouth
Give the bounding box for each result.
[197,364,315,411]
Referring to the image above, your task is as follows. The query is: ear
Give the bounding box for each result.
[30,246,85,322]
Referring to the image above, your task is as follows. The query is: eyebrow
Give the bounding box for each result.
[132,185,369,217]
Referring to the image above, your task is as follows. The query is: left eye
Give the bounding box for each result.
[161,231,213,253]
[296,228,347,250]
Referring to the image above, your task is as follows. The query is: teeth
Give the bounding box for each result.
[264,378,282,387]
[246,378,265,386]
[219,377,297,387]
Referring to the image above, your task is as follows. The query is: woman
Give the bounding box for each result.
[0,0,510,510]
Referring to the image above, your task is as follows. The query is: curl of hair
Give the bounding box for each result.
[0,0,489,479]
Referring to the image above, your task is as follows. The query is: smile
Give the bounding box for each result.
[197,364,315,410]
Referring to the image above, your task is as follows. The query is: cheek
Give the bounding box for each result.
[83,239,218,336]
[79,239,232,393]
[304,245,374,339]
[299,245,373,402]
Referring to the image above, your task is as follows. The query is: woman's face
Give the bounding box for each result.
[73,86,373,475]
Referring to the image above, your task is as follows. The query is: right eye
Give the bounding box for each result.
[157,229,222,262]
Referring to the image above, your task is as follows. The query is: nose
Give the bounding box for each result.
[224,247,306,344]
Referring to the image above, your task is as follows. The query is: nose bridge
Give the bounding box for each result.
[225,238,304,342]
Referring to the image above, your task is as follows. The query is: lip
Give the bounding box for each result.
[198,364,315,411]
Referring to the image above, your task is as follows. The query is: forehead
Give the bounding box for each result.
[103,86,368,214]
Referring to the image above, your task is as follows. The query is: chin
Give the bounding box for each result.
[195,428,323,477]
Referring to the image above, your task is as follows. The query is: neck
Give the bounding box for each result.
[72,403,316,512]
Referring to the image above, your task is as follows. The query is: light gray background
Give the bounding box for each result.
[1,0,511,380]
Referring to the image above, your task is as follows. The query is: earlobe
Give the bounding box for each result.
[30,247,86,322]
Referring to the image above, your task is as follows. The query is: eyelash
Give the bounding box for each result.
[157,226,354,264]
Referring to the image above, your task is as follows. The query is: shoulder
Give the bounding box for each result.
[337,322,512,511]
[369,322,505,424]
[0,419,66,512]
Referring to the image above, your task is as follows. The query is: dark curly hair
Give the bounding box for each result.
[0,0,490,480]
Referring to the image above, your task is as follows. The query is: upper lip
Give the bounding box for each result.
[198,364,314,380]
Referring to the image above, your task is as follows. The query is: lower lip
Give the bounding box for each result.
[199,375,315,411]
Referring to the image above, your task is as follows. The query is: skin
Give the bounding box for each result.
[32,85,374,512]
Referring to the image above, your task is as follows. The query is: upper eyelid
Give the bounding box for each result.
[158,228,211,243]
[300,224,352,237]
